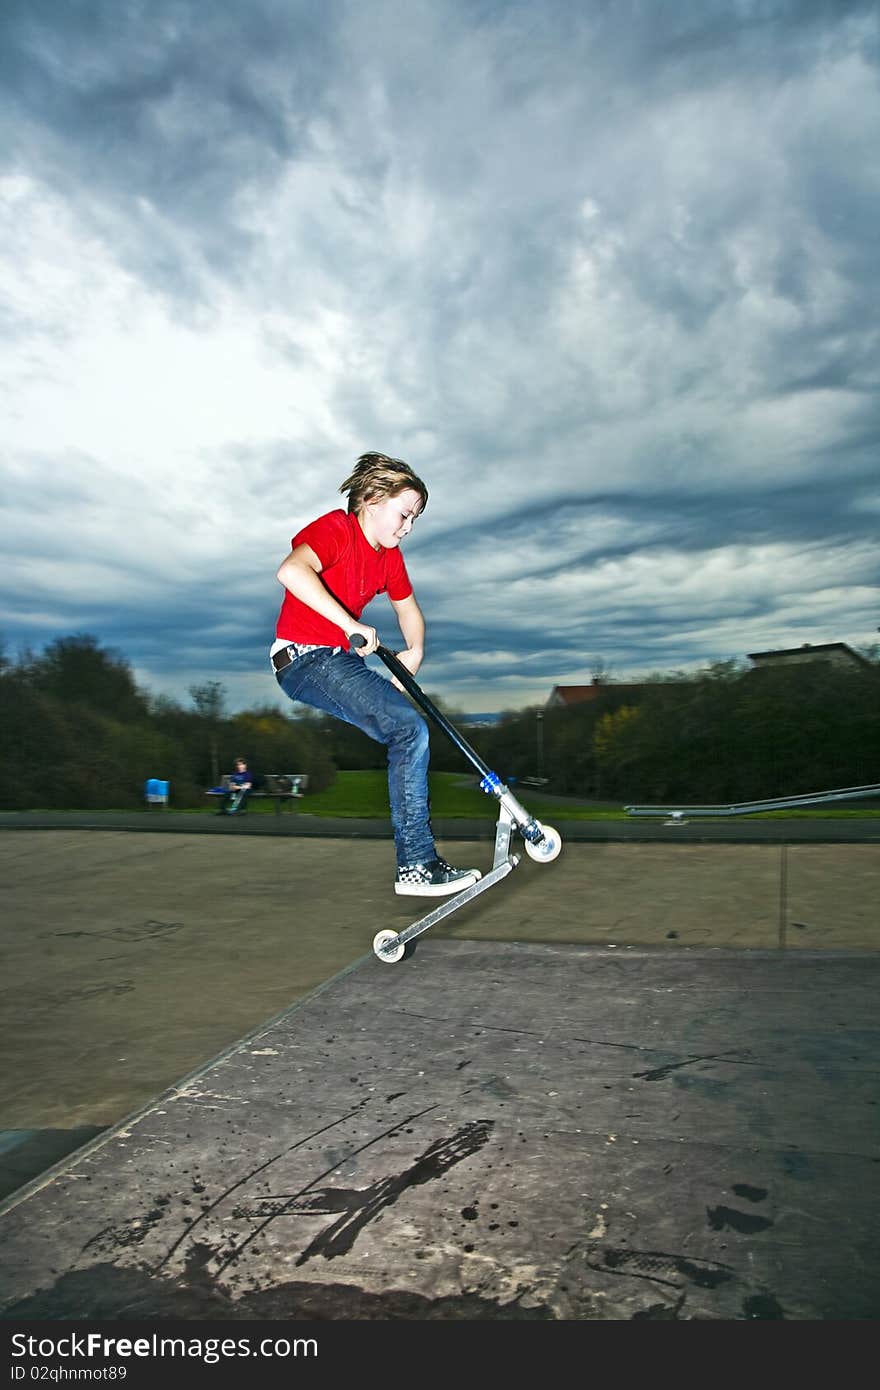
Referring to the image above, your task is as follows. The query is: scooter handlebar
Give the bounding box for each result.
[350,632,394,661]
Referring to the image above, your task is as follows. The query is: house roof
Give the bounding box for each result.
[548,685,602,706]
[747,642,869,667]
[547,682,646,708]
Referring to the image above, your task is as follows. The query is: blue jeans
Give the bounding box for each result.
[277,648,435,867]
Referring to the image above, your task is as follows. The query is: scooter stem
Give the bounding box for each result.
[352,637,495,780]
[349,636,544,844]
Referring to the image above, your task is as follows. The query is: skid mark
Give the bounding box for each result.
[633,1050,752,1082]
[53,921,184,943]
[392,1009,545,1038]
[3,980,137,1009]
[571,1037,757,1080]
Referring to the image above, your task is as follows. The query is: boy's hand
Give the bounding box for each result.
[349,624,378,655]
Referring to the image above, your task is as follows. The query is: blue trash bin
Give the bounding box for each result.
[145,778,169,807]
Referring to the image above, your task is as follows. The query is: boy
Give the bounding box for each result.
[271,452,481,896]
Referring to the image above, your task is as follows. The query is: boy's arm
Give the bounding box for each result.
[389,593,425,685]
[276,544,378,652]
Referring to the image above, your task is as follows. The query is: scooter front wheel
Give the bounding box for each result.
[524,824,562,863]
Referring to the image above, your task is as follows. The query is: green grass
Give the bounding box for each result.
[298,770,392,817]
[297,771,629,819]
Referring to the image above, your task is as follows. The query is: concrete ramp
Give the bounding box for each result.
[1,942,878,1321]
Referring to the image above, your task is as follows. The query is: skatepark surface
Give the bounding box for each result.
[1,814,878,1321]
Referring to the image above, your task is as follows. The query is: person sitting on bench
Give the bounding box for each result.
[221,757,254,815]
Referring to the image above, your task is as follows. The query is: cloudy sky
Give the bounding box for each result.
[1,0,878,714]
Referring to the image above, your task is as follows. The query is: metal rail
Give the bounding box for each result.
[624,782,880,822]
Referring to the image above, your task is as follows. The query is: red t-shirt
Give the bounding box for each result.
[275,509,413,648]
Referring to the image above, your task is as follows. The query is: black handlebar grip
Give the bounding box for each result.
[349,633,367,648]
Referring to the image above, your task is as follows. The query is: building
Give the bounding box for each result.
[746,642,869,671]
[548,641,872,709]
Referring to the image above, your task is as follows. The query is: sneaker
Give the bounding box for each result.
[394,856,482,897]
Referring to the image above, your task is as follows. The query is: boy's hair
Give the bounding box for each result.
[339,453,428,515]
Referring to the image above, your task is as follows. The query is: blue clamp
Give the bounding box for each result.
[480,771,503,795]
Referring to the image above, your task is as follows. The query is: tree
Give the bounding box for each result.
[189,681,226,785]
[188,681,226,721]
[593,706,642,794]
[29,634,149,723]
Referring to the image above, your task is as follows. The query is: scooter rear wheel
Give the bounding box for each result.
[373,929,406,963]
[524,824,562,863]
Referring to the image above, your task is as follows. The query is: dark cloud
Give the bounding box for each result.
[0,0,337,297]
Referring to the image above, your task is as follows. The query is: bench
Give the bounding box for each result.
[205,774,309,815]
[260,774,308,812]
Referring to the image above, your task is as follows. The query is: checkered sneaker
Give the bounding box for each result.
[394,856,482,897]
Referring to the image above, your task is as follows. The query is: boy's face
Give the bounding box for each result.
[361,488,423,550]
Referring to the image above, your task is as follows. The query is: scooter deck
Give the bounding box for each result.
[375,855,519,960]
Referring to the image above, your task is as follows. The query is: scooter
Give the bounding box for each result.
[350,637,562,964]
